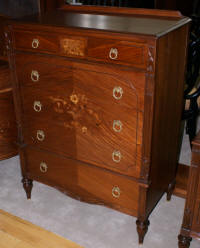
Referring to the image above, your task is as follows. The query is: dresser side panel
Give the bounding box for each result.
[146,23,190,216]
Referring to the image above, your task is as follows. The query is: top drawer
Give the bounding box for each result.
[87,38,148,68]
[14,31,87,57]
[13,30,148,69]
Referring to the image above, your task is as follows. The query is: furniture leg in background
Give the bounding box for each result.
[178,130,200,247]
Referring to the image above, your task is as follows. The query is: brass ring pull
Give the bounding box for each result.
[70,94,79,104]
[33,101,42,112]
[40,162,48,173]
[112,150,122,163]
[113,120,123,133]
[109,48,118,60]
[113,86,123,100]
[31,70,39,82]
[112,186,120,198]
[37,130,45,141]
[32,38,39,49]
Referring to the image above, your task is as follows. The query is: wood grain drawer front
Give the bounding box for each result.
[23,114,138,177]
[25,147,139,216]
[14,31,59,53]
[14,31,87,57]
[88,38,147,68]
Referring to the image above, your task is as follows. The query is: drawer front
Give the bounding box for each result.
[14,30,147,68]
[14,31,87,58]
[14,31,59,53]
[88,38,148,68]
[23,115,138,176]
[25,147,139,216]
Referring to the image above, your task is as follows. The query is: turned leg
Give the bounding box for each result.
[166,180,176,201]
[22,178,33,199]
[178,234,192,248]
[136,219,150,244]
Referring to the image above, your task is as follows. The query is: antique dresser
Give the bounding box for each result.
[6,6,191,244]
[0,16,17,160]
[178,130,200,247]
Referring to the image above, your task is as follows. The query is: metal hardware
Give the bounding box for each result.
[37,130,45,141]
[32,38,39,49]
[82,126,87,134]
[113,120,123,133]
[112,150,122,163]
[33,101,42,112]
[112,186,120,198]
[40,162,48,173]
[70,94,79,104]
[109,48,118,60]
[113,86,123,100]
[31,70,39,82]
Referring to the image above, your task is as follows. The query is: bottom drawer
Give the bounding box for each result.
[24,147,139,216]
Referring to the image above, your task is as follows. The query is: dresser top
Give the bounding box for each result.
[11,8,191,37]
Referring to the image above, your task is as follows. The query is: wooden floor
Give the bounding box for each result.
[0,209,84,248]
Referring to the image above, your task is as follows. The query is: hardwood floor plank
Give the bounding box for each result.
[0,210,83,248]
[0,230,21,248]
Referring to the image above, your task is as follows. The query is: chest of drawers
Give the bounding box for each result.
[6,7,191,245]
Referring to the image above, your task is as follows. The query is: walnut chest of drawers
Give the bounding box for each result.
[6,7,191,244]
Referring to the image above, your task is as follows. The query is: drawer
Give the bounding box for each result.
[14,30,87,58]
[14,30,59,53]
[88,38,148,68]
[22,113,138,177]
[16,54,145,111]
[25,147,139,216]
[14,31,147,68]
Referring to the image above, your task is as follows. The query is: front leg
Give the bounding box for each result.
[136,219,150,244]
[22,178,33,199]
[178,234,192,248]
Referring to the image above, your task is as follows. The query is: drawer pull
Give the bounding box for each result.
[40,162,48,173]
[70,94,79,104]
[32,38,39,49]
[113,86,123,100]
[112,150,122,163]
[37,130,45,141]
[113,120,123,133]
[31,70,39,82]
[82,126,87,134]
[112,186,120,198]
[33,101,42,112]
[109,48,118,60]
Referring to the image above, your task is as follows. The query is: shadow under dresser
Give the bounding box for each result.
[6,6,191,244]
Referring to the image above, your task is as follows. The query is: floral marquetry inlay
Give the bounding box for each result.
[60,38,86,57]
[49,92,102,132]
